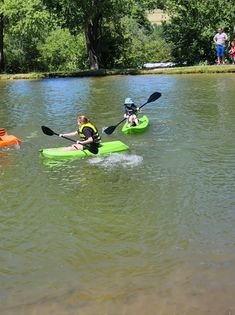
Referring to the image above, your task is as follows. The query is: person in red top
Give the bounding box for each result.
[229,40,235,64]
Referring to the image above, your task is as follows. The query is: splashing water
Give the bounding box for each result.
[88,153,143,168]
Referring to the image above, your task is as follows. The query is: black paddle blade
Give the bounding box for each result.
[148,92,162,103]
[103,125,116,135]
[41,125,55,136]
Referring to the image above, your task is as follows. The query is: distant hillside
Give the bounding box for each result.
[147,9,170,25]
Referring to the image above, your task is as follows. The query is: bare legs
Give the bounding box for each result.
[127,114,139,127]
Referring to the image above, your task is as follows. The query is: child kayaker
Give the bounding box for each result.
[59,115,101,151]
[124,98,139,127]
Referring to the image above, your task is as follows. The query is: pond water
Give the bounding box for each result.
[0,74,235,315]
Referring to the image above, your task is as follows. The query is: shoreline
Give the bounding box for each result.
[0,65,235,80]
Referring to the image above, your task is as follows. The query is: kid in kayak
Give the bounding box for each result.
[124,98,139,127]
[59,115,101,151]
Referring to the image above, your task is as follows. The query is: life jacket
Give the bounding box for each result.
[124,104,138,116]
[78,122,101,144]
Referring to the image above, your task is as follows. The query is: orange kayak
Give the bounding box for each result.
[0,134,21,147]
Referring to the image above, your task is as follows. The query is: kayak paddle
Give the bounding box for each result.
[41,126,98,155]
[103,92,162,135]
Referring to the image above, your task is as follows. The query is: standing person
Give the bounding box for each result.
[213,27,228,65]
[59,115,101,151]
[228,40,235,64]
[124,98,139,127]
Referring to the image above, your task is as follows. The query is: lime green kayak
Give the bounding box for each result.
[40,140,129,159]
[121,115,149,134]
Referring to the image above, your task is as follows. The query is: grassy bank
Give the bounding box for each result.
[0,65,235,80]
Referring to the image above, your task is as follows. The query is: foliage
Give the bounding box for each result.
[1,0,174,72]
[110,18,172,68]
[37,28,87,71]
[40,0,172,69]
[3,0,58,72]
[42,0,134,69]
[161,0,235,65]
[5,0,235,71]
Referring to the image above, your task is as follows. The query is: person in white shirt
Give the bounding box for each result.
[213,27,228,65]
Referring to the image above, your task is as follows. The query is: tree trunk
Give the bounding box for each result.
[85,15,101,70]
[0,13,4,73]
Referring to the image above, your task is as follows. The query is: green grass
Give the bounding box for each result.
[0,65,235,80]
[0,72,45,80]
[141,65,235,74]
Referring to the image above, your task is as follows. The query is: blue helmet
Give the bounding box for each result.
[124,97,134,104]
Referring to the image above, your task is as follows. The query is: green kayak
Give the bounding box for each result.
[40,140,129,159]
[121,115,149,134]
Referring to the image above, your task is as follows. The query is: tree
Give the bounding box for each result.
[1,0,173,72]
[42,0,155,70]
[0,12,4,72]
[38,28,87,71]
[2,0,58,72]
[0,0,5,72]
[107,17,172,68]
